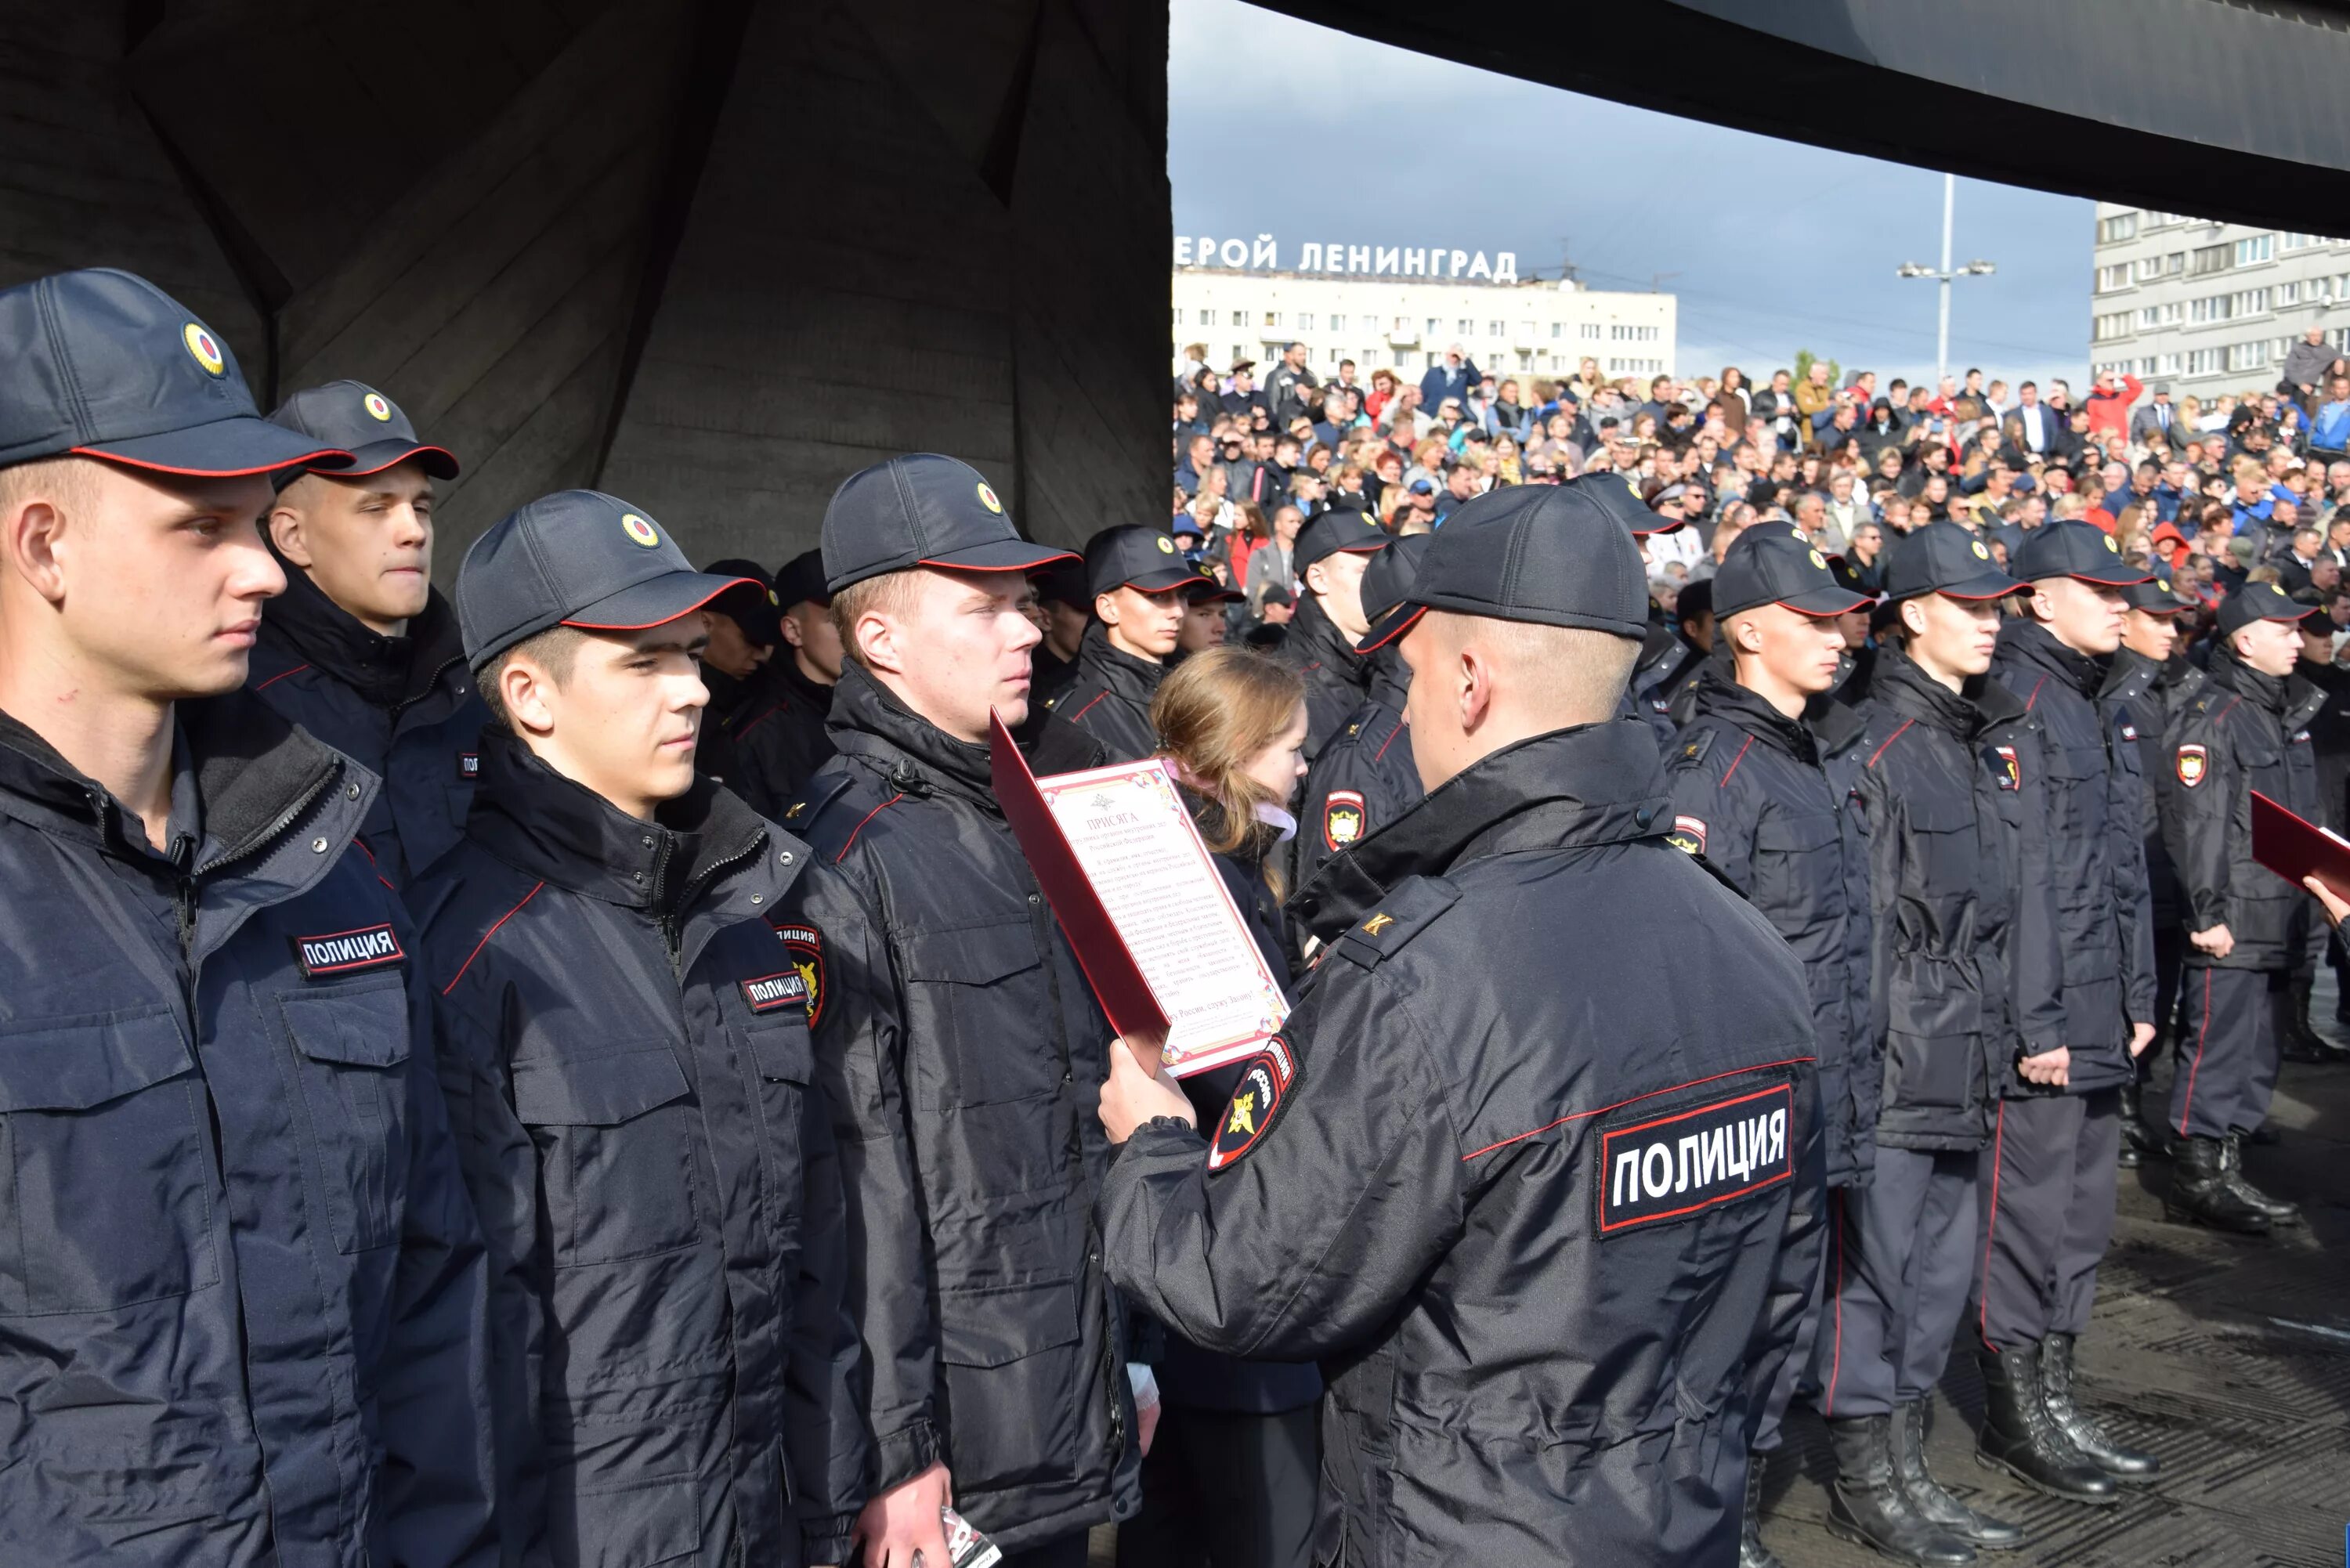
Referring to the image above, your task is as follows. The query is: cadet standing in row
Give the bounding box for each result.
[1974,521,2159,1501]
[1293,533,1429,890]
[1663,526,1877,1568]
[0,268,493,1564]
[783,456,1142,1568]
[1048,523,1205,762]
[415,496,867,1566]
[1279,506,1389,761]
[247,380,486,886]
[2162,582,2328,1234]
[1097,477,1825,1566]
[1824,522,2063,1565]
[722,548,845,815]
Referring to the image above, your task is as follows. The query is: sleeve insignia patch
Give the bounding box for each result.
[2176,743,2207,788]
[1206,1036,1297,1172]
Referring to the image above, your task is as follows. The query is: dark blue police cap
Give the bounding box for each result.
[774,547,831,611]
[1293,508,1389,574]
[2011,518,2149,587]
[1884,520,2027,602]
[821,453,1073,593]
[456,490,764,667]
[0,268,349,477]
[703,558,783,646]
[2216,580,2316,638]
[1354,532,1435,650]
[2121,569,2196,615]
[269,381,458,485]
[1360,476,1647,650]
[1713,523,1872,619]
[1086,524,1201,598]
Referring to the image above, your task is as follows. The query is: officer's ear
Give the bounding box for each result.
[1730,612,1766,656]
[1094,591,1122,627]
[0,457,83,608]
[778,607,807,651]
[267,475,323,569]
[1899,595,1932,639]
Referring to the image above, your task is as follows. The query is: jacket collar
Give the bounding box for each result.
[1689,665,1820,764]
[1289,594,1367,688]
[1292,719,1665,941]
[1076,621,1166,706]
[260,548,466,711]
[468,728,766,911]
[2207,643,2326,728]
[825,659,1107,814]
[2102,645,2159,706]
[1998,617,2102,703]
[1870,645,2025,739]
[1365,645,1409,711]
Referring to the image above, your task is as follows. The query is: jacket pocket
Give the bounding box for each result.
[280,977,410,1253]
[898,922,1063,1108]
[544,1468,703,1568]
[1752,810,1838,931]
[1881,1031,1979,1112]
[1904,795,1980,894]
[512,1046,700,1266]
[936,1277,1081,1494]
[743,1020,812,1245]
[0,1006,217,1313]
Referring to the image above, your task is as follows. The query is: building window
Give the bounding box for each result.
[2190,244,2232,276]
[2277,280,2301,306]
[1426,318,1440,337]
[2093,312,2132,342]
[2158,353,2182,374]
[2098,211,2138,244]
[1329,314,1346,332]
[1198,309,1213,326]
[2137,305,2161,329]
[1550,322,1563,338]
[1581,323,1602,341]
[1231,310,1246,327]
[1263,311,1280,328]
[2282,232,2336,251]
[1488,320,1505,338]
[1456,319,1473,336]
[2230,287,2270,316]
[1296,313,1314,331]
[2096,263,2131,293]
[2135,256,2164,284]
[1328,347,1345,365]
[2187,347,2221,375]
[2226,340,2269,372]
[2236,233,2274,266]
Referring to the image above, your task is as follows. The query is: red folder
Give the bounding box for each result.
[2249,790,2350,893]
[986,710,1170,1041]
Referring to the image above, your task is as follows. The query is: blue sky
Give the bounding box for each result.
[1169,0,2095,392]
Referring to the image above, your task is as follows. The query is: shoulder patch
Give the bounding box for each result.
[1598,1080,1795,1236]
[1990,743,2020,791]
[1206,1035,1297,1172]
[2175,742,2206,788]
[770,923,826,1026]
[1332,876,1461,968]
[1671,728,1716,769]
[1322,789,1368,850]
[1665,815,1707,855]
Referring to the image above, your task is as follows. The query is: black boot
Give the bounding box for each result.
[2280,978,2331,1063]
[2163,1135,2272,1235]
[1973,1344,2120,1505]
[2116,1079,2153,1168]
[1891,1398,2025,1551]
[1827,1414,1976,1565]
[2038,1334,2159,1485]
[1738,1457,1784,1568]
[2221,1131,2303,1228]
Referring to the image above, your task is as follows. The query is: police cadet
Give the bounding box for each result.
[414,494,866,1566]
[2101,570,2200,1162]
[2160,580,2328,1235]
[1293,533,1430,890]
[782,454,1141,1568]
[1046,523,1203,761]
[1623,497,1696,748]
[249,379,486,885]
[1825,520,2067,1564]
[689,555,783,804]
[725,548,846,816]
[1974,520,2161,1501]
[1031,556,1091,706]
[0,269,492,1563]
[1661,525,1878,1568]
[1173,572,1241,660]
[1096,480,1826,1566]
[1279,504,1389,761]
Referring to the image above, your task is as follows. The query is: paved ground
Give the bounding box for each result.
[1089,995,2350,1568]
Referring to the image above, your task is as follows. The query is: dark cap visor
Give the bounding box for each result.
[1356,603,1426,652]
[915,537,1079,576]
[1903,568,2027,602]
[2024,559,2150,587]
[1768,585,1875,619]
[75,414,352,478]
[1185,577,1243,605]
[330,438,461,481]
[1112,565,1209,595]
[561,572,766,633]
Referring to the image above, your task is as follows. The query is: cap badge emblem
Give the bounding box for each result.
[362,392,392,422]
[2104,533,2120,553]
[1809,549,1826,569]
[976,482,1003,514]
[1971,540,1990,560]
[1156,535,1176,554]
[183,323,225,377]
[1789,526,1806,542]
[768,588,780,605]
[620,513,661,548]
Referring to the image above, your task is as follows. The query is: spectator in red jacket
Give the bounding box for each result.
[2084,368,2143,442]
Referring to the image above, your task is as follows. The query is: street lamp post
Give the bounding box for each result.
[1897,172,1997,385]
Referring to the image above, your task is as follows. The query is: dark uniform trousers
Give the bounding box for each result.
[2173,967,2290,1139]
[1968,623,2152,1355]
[1121,1405,1320,1568]
[1818,1148,1979,1418]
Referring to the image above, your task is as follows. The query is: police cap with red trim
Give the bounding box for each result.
[1361,475,1648,649]
[455,490,764,667]
[269,380,458,486]
[0,268,350,477]
[821,453,1074,593]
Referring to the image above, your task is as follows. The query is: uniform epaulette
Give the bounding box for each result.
[1331,876,1461,969]
[780,770,857,833]
[1667,727,1716,771]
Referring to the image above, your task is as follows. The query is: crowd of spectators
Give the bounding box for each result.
[1171,324,2350,653]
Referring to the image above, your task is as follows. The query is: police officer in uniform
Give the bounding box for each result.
[1031,556,1090,706]
[720,549,844,815]
[1293,533,1430,891]
[416,497,866,1565]
[0,269,493,1565]
[1097,481,1826,1566]
[1047,524,1205,762]
[1825,521,2070,1563]
[1975,521,2160,1499]
[2101,571,2200,1161]
[690,555,784,805]
[1663,526,1886,1568]
[248,381,486,886]
[2161,581,2328,1234]
[1279,506,1389,761]
[781,455,1141,1567]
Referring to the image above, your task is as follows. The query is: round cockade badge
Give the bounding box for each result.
[621,512,661,548]
[183,323,225,376]
[363,392,392,421]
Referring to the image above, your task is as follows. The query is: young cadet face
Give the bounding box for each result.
[504,614,711,820]
[780,598,844,681]
[270,460,435,634]
[1177,596,1227,653]
[2030,574,2128,657]
[1096,583,1185,659]
[2234,615,2304,678]
[1306,549,1374,638]
[2119,607,2178,662]
[701,611,770,679]
[1900,591,2005,681]
[860,566,1041,739]
[15,459,285,699]
[1735,602,1847,697]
